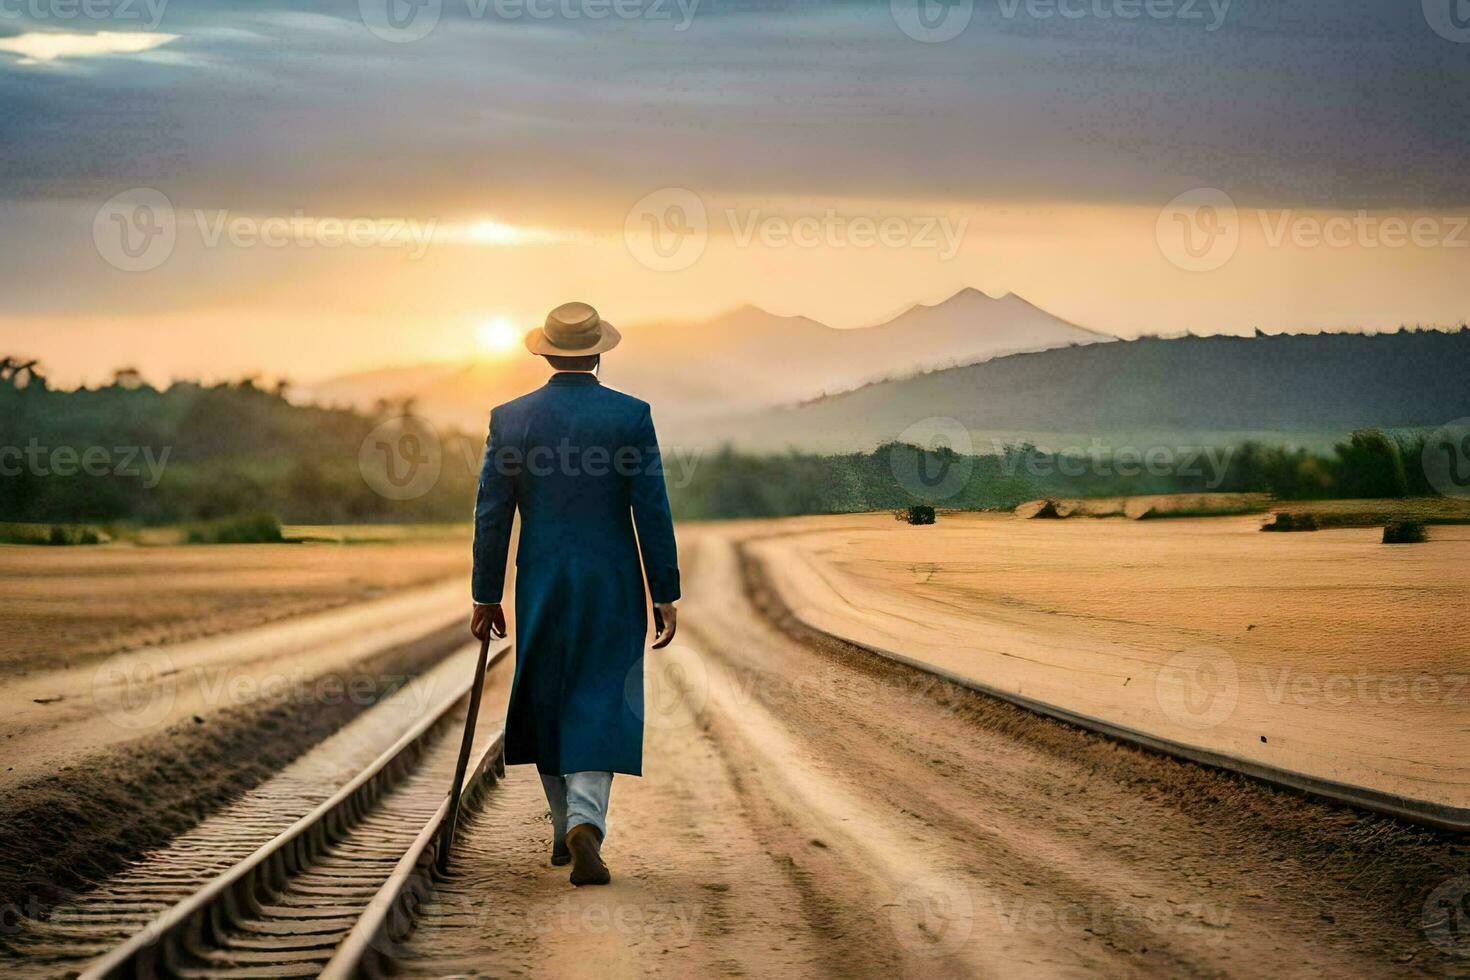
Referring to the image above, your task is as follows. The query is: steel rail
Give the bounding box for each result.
[319,729,506,979]
[78,639,511,980]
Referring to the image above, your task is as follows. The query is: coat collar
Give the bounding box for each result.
[547,372,600,387]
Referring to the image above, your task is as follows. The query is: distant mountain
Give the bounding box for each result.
[704,329,1470,452]
[843,287,1109,374]
[299,289,1108,436]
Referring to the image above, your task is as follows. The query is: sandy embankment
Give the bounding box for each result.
[0,539,471,678]
[0,578,467,790]
[742,512,1469,819]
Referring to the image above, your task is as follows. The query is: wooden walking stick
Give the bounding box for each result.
[439,633,492,873]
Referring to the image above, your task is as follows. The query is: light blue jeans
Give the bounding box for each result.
[540,771,613,842]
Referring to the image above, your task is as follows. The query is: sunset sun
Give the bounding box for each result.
[475,317,520,356]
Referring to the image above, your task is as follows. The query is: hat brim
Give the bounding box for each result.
[524,320,621,357]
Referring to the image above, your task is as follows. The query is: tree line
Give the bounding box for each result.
[0,366,1451,527]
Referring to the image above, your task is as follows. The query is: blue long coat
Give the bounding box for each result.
[471,372,680,776]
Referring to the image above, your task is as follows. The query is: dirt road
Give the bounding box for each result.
[397,525,1465,978]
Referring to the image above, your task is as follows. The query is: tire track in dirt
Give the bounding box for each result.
[396,656,863,978]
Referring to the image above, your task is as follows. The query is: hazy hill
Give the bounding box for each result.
[301,288,1107,435]
[705,329,1470,452]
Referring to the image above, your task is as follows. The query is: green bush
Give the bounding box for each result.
[0,523,54,545]
[1261,512,1319,532]
[1382,521,1427,544]
[0,523,106,545]
[185,513,286,544]
[895,505,936,525]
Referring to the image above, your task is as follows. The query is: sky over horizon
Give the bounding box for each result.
[2,0,1468,385]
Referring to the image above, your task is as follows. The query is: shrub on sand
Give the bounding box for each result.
[1261,512,1319,532]
[1382,521,1427,544]
[0,523,105,545]
[895,505,936,525]
[185,513,286,544]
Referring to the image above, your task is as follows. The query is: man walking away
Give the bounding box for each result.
[470,301,680,886]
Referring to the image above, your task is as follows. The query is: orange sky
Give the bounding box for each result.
[4,198,1467,388]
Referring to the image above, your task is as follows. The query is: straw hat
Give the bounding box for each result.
[524,302,621,356]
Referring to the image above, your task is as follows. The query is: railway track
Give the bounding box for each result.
[75,641,510,980]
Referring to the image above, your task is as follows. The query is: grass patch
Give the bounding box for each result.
[184,513,286,545]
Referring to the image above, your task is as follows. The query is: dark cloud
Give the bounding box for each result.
[1,0,1467,215]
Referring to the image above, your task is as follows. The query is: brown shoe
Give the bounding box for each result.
[565,824,610,886]
[551,836,571,866]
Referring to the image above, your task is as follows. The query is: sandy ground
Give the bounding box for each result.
[395,526,1466,978]
[744,512,1469,813]
[0,577,466,791]
[0,539,469,677]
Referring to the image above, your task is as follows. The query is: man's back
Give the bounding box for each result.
[470,303,680,887]
[473,372,679,608]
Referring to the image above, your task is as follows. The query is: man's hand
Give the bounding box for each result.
[471,603,507,642]
[651,602,678,649]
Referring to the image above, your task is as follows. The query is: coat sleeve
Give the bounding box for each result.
[471,409,517,605]
[630,404,681,604]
